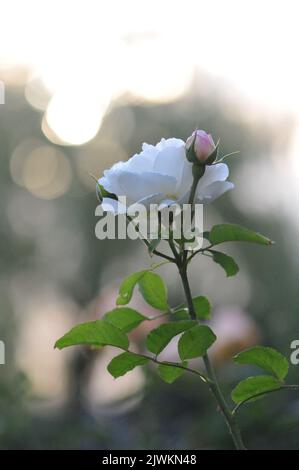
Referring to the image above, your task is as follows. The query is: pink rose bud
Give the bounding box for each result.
[186,130,216,164]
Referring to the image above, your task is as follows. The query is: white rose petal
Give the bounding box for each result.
[101,198,127,214]
[118,171,176,205]
[98,138,233,214]
[197,181,234,204]
[196,163,234,203]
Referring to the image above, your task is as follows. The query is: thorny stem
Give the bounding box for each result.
[182,175,202,265]
[160,171,246,450]
[177,260,246,450]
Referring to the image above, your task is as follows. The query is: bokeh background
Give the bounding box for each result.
[1,0,299,450]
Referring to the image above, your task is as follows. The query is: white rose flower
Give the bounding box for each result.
[99,137,234,214]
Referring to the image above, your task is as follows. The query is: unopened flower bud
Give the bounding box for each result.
[186,130,217,164]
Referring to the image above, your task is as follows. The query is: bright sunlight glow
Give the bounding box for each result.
[1,0,299,156]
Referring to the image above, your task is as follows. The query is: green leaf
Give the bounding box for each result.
[202,231,210,240]
[172,296,211,320]
[116,271,168,311]
[97,183,117,201]
[193,296,211,319]
[116,271,147,305]
[233,346,289,381]
[146,321,196,355]
[231,375,281,404]
[178,325,216,360]
[209,224,273,246]
[210,250,239,277]
[55,320,129,350]
[172,308,190,320]
[138,272,168,311]
[107,352,148,378]
[157,362,187,384]
[104,307,148,333]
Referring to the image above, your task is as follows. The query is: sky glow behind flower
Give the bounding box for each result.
[1,0,299,152]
